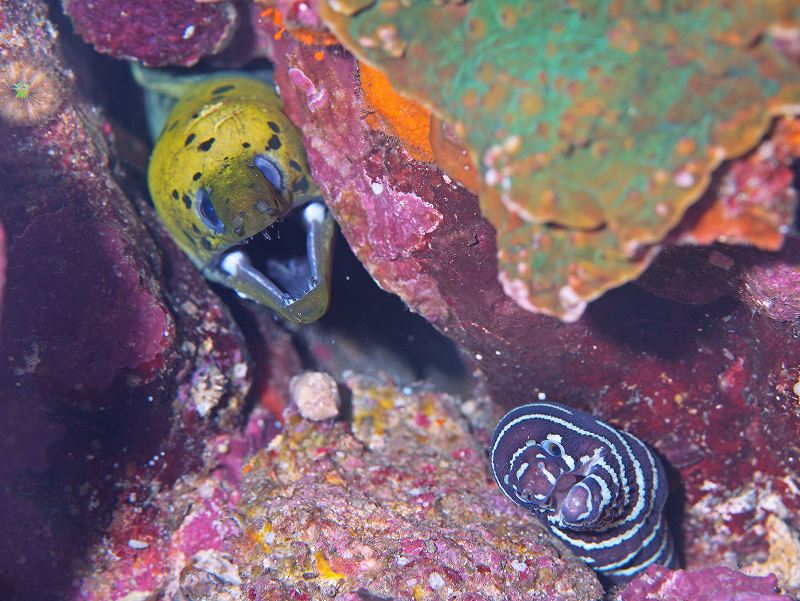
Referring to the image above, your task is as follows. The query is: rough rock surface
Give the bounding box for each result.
[0,2,255,599]
[72,374,604,600]
[3,1,800,599]
[289,370,341,420]
[615,566,793,601]
[234,374,602,601]
[71,370,799,601]
[258,9,800,586]
[74,407,280,601]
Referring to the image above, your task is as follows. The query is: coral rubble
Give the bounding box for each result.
[289,370,341,421]
[234,375,601,600]
[100,374,597,600]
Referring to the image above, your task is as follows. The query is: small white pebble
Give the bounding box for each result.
[537,392,547,401]
[128,539,149,550]
[428,572,445,590]
[182,25,195,40]
[290,371,340,421]
[371,181,384,194]
[510,559,527,572]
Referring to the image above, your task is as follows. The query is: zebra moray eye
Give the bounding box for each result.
[540,440,563,457]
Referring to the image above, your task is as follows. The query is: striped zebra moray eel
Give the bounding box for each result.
[489,402,674,584]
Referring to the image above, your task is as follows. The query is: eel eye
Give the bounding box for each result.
[254,154,284,192]
[540,440,564,457]
[197,188,225,234]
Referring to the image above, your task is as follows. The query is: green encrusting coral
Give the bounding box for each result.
[320,0,800,320]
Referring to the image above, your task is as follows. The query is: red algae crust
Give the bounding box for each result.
[615,565,793,601]
[63,0,237,67]
[234,375,602,601]
[0,1,255,597]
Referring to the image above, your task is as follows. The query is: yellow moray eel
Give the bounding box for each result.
[134,65,335,323]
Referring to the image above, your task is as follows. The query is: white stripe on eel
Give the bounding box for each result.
[489,402,673,585]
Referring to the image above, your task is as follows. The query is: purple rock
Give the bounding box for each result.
[63,0,237,67]
[739,240,800,324]
[232,375,602,600]
[0,2,259,598]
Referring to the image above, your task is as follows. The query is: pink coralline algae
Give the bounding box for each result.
[615,566,793,601]
[64,0,238,67]
[234,375,602,601]
[258,12,800,590]
[74,408,279,601]
[739,240,800,324]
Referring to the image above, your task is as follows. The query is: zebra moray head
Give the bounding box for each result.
[500,434,608,528]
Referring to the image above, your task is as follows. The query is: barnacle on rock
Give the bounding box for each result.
[0,59,62,126]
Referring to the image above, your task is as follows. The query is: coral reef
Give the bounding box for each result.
[615,565,793,601]
[63,0,238,67]
[319,0,800,321]
[4,0,800,599]
[258,8,800,587]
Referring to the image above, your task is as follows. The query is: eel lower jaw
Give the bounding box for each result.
[549,473,586,515]
[204,201,335,324]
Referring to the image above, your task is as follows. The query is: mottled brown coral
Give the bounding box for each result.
[319,0,800,321]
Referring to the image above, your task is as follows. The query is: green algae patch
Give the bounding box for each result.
[320,0,800,321]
